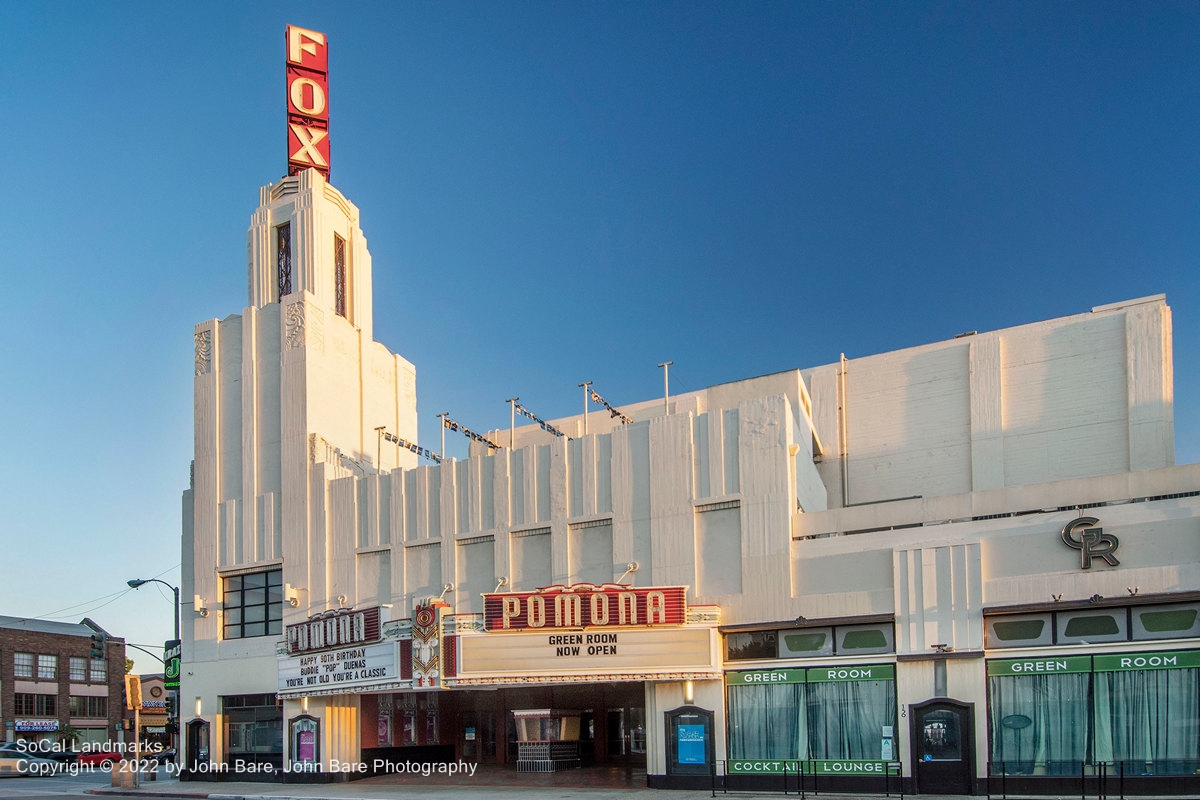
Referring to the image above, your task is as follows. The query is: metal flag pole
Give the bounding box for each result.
[374,426,385,472]
[658,361,673,414]
[437,412,449,458]
[579,381,592,435]
[506,398,518,447]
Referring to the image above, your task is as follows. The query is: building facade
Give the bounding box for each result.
[0,617,126,749]
[180,169,1199,794]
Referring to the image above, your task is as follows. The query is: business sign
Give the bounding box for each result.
[482,584,687,631]
[164,639,181,690]
[279,640,397,691]
[286,25,330,178]
[727,760,896,775]
[286,606,381,654]
[14,720,59,732]
[987,655,1092,676]
[726,668,805,686]
[457,627,716,679]
[1093,649,1199,672]
[1060,516,1120,568]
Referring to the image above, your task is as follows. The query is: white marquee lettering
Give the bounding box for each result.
[554,593,582,627]
[289,124,329,167]
[590,593,611,625]
[288,27,325,65]
[501,597,521,629]
[289,77,327,116]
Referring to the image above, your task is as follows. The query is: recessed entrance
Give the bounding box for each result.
[910,698,975,794]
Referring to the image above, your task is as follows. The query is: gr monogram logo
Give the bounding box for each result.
[1060,516,1120,569]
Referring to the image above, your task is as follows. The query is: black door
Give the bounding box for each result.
[910,699,974,794]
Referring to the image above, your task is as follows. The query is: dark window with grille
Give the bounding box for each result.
[222,569,283,640]
[334,233,347,318]
[277,223,293,299]
[15,694,56,715]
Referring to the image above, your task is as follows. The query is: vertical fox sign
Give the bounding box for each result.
[286,25,330,178]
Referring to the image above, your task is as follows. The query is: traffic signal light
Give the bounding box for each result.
[165,694,175,717]
[89,634,105,658]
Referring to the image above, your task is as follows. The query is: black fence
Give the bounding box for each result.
[987,760,1200,799]
[711,760,903,799]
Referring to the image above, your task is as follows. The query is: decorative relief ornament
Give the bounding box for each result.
[194,330,213,375]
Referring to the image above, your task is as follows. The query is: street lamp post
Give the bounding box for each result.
[126,578,179,643]
[127,578,181,759]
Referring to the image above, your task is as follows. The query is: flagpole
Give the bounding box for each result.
[505,398,518,448]
[658,361,673,415]
[579,382,591,435]
[437,412,449,458]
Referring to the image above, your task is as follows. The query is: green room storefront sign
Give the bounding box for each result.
[727,759,898,774]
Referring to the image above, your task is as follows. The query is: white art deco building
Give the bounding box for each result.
[180,168,1199,795]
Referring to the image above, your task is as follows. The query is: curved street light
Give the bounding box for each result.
[127,578,180,645]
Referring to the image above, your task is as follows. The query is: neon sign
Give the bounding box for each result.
[286,25,330,178]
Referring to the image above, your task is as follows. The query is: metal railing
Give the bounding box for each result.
[987,760,1128,800]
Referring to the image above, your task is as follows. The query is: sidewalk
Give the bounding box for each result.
[88,774,1193,800]
[90,777,958,800]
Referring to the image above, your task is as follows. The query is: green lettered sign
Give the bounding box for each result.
[986,655,1091,676]
[1092,649,1199,672]
[727,760,801,774]
[806,664,894,683]
[812,760,894,775]
[725,668,805,686]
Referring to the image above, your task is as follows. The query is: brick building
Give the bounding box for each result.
[1,616,126,748]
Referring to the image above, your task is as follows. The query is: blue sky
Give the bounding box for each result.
[1,2,1197,674]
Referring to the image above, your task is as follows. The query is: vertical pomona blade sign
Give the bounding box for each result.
[286,25,330,178]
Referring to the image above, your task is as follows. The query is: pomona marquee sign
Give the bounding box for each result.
[481,584,688,631]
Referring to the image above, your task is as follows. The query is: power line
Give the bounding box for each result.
[32,563,182,621]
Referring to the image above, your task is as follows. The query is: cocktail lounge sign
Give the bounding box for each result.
[286,606,381,654]
[1060,516,1120,569]
[482,584,687,631]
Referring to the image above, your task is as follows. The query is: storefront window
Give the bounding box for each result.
[987,649,1200,775]
[806,670,896,760]
[987,657,1091,774]
[1092,652,1200,773]
[221,693,282,770]
[726,665,896,763]
[727,680,805,760]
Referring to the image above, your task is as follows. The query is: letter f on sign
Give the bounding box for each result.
[288,27,326,67]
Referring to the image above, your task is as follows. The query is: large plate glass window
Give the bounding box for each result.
[987,649,1200,776]
[726,664,896,764]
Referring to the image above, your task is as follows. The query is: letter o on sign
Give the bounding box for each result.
[291,77,327,116]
